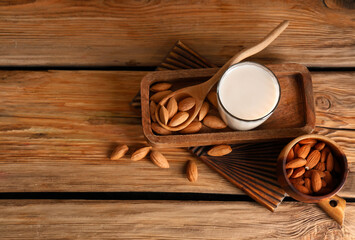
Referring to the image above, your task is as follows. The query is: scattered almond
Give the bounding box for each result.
[291,167,305,178]
[285,158,307,169]
[326,152,334,171]
[150,151,169,168]
[151,122,172,135]
[207,145,232,156]
[166,97,178,119]
[186,160,198,182]
[169,111,189,127]
[150,101,157,122]
[207,91,218,108]
[311,170,322,192]
[314,142,325,151]
[203,115,227,129]
[150,82,172,92]
[294,184,310,194]
[198,101,209,121]
[131,146,152,161]
[110,144,129,160]
[305,150,321,170]
[179,121,202,134]
[159,105,169,125]
[178,97,196,112]
[296,144,311,159]
[286,148,295,162]
[150,90,172,103]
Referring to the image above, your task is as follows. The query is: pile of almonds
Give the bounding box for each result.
[149,82,227,135]
[285,139,341,195]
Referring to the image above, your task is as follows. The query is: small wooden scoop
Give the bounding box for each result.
[155,20,289,131]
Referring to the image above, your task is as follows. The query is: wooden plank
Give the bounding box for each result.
[0,70,354,197]
[0,200,353,239]
[0,1,354,67]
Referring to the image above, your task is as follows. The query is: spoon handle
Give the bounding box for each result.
[205,20,289,88]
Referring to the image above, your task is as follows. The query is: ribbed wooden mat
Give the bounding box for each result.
[131,40,286,211]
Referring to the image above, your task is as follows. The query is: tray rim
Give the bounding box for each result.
[141,63,315,148]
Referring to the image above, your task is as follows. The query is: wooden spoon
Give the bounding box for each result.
[156,20,289,131]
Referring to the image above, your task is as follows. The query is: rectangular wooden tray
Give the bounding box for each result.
[141,63,315,147]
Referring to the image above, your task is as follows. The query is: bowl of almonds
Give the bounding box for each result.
[277,134,348,203]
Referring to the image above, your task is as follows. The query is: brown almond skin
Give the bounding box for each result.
[198,101,209,121]
[291,167,305,178]
[207,145,232,156]
[299,139,317,146]
[169,111,189,127]
[304,178,312,193]
[296,144,311,159]
[167,97,178,119]
[178,97,196,112]
[286,168,293,178]
[186,160,198,182]
[150,151,169,168]
[321,179,327,187]
[293,144,300,155]
[159,105,169,125]
[311,170,322,192]
[285,158,307,169]
[304,170,326,178]
[294,184,310,194]
[323,171,333,185]
[203,115,227,129]
[207,91,218,108]
[110,144,129,160]
[150,101,157,122]
[326,152,334,172]
[131,146,152,161]
[290,177,305,185]
[314,142,326,151]
[150,90,172,103]
[286,148,295,162]
[150,82,172,92]
[320,147,329,162]
[314,162,325,172]
[305,150,321,170]
[151,122,172,135]
[179,121,202,134]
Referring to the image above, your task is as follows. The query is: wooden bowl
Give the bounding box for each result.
[277,134,349,203]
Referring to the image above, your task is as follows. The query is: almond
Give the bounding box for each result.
[305,150,321,170]
[207,91,218,108]
[290,177,305,185]
[311,170,322,192]
[151,122,172,135]
[150,82,172,92]
[314,142,326,151]
[166,97,178,119]
[285,158,307,169]
[198,101,209,121]
[304,178,312,193]
[150,101,157,122]
[179,121,202,134]
[321,179,327,187]
[150,90,172,103]
[294,144,300,155]
[304,170,326,178]
[291,167,305,178]
[159,105,169,125]
[299,139,317,146]
[286,148,295,162]
[314,162,325,172]
[294,184,310,194]
[320,147,330,162]
[110,144,129,160]
[296,144,311,159]
[178,97,196,112]
[207,145,232,156]
[150,151,169,168]
[186,160,198,182]
[131,146,152,161]
[286,168,293,178]
[169,111,189,127]
[323,171,333,185]
[203,115,227,129]
[326,152,334,172]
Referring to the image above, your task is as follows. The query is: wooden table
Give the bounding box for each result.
[0,1,354,239]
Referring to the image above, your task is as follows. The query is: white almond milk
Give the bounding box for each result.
[217,62,280,130]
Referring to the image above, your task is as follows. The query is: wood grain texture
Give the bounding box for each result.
[0,71,354,197]
[0,1,354,67]
[0,200,353,239]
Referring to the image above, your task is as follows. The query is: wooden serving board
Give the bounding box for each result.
[141,64,315,147]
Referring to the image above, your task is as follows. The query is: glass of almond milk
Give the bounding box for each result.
[216,61,281,131]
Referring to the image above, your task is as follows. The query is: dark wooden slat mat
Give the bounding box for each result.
[133,40,285,211]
